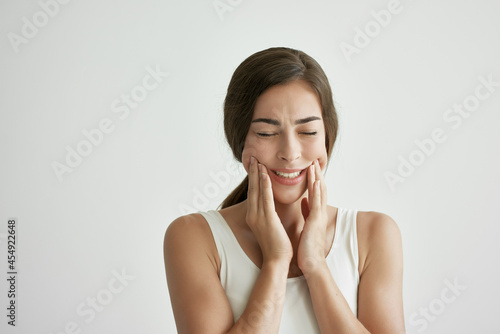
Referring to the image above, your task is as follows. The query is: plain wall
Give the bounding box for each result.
[1,0,499,333]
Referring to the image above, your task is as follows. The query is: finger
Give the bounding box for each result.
[257,163,264,214]
[314,159,323,182]
[247,156,259,215]
[314,159,327,208]
[308,163,315,205]
[310,180,322,213]
[259,164,276,215]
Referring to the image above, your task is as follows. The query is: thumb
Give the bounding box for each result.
[301,197,310,221]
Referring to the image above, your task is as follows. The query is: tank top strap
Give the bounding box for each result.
[329,207,359,259]
[199,211,228,246]
[198,210,235,262]
[326,207,359,315]
[198,210,261,302]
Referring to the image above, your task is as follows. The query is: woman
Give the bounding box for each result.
[164,47,405,333]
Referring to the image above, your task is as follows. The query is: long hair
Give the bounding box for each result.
[220,47,338,209]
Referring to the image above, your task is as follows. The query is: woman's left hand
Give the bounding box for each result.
[297,159,329,276]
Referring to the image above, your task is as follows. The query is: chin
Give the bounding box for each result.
[270,182,308,206]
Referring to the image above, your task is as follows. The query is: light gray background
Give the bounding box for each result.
[1,0,499,333]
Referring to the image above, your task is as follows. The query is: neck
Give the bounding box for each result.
[274,192,308,235]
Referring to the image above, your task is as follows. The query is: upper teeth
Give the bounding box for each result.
[274,170,302,178]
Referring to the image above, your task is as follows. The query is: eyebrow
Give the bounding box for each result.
[251,116,321,126]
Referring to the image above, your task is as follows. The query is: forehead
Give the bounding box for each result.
[252,80,322,120]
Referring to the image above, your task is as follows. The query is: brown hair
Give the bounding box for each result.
[220,47,338,209]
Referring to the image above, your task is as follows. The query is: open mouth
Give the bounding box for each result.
[272,169,305,179]
[269,168,307,186]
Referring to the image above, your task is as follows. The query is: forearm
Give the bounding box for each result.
[305,262,370,334]
[229,261,289,334]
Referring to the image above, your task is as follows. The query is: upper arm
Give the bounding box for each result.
[164,214,234,334]
[357,212,405,334]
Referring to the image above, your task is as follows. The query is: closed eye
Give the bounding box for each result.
[301,131,317,136]
[256,133,276,137]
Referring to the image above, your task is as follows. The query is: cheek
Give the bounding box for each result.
[241,137,261,174]
[307,140,328,171]
[241,135,329,172]
[241,149,253,174]
[318,151,328,171]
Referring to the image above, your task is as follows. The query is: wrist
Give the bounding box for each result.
[262,258,291,274]
[301,258,329,279]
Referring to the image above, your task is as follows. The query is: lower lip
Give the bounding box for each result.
[269,169,306,186]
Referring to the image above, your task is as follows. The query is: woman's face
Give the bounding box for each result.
[242,79,328,205]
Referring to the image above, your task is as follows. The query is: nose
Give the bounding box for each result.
[277,132,301,162]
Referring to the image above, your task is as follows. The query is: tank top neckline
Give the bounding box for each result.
[211,207,342,282]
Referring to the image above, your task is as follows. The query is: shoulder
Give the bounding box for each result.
[356,211,403,276]
[163,213,235,332]
[165,213,210,239]
[164,213,219,272]
[357,211,401,240]
[164,213,209,246]
[356,211,405,330]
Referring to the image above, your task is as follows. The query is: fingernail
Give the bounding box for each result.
[311,164,315,173]
[250,156,255,165]
[258,163,262,171]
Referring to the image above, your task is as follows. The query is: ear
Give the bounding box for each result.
[301,197,310,221]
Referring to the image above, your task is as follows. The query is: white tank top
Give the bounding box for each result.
[199,207,359,333]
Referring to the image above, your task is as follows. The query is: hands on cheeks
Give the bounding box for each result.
[246,156,329,275]
[246,156,293,266]
[298,159,329,275]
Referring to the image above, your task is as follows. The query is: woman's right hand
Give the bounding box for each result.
[246,156,293,266]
